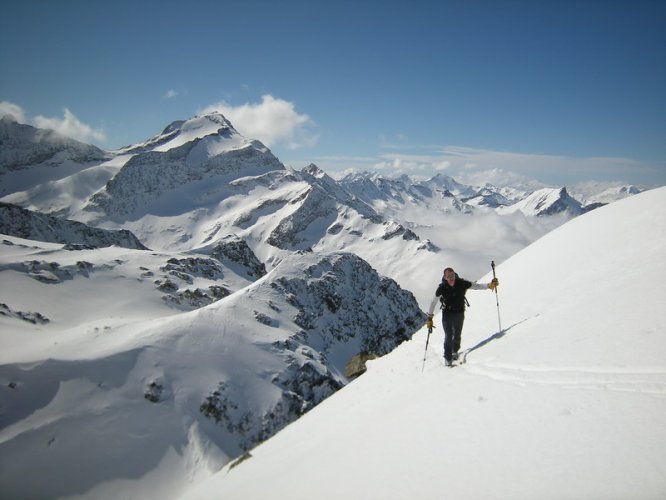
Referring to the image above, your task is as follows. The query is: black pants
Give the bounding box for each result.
[442,311,465,361]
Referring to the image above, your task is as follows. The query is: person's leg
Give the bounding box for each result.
[442,312,454,362]
[452,312,465,357]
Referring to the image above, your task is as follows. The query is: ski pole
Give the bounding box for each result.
[491,260,503,334]
[421,323,432,372]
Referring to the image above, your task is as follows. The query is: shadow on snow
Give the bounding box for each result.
[464,315,537,357]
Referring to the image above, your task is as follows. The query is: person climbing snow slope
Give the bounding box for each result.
[426,267,499,366]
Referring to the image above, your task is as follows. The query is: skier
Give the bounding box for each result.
[426,267,499,366]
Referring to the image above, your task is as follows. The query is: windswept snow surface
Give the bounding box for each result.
[182,187,666,500]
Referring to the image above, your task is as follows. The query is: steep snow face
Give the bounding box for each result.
[0,116,108,195]
[499,186,584,216]
[0,244,423,500]
[181,187,666,500]
[117,113,242,154]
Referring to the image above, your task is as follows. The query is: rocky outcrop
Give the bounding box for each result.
[197,251,426,454]
[209,235,266,278]
[0,202,147,249]
[269,252,425,362]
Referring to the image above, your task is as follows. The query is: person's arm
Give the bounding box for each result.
[427,296,439,316]
[427,283,445,315]
[470,278,499,290]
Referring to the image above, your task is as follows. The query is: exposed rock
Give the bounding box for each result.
[345,352,379,379]
[210,235,266,278]
[0,303,50,324]
[0,202,147,250]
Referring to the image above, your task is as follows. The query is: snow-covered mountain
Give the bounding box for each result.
[181,186,666,500]
[339,171,476,217]
[0,238,423,499]
[498,186,585,217]
[0,112,643,258]
[338,170,615,219]
[570,181,643,208]
[85,113,285,220]
[0,115,108,196]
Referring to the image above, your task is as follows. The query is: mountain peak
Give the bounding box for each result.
[302,163,326,178]
[120,112,241,155]
[86,112,284,218]
[178,112,237,135]
[501,186,583,216]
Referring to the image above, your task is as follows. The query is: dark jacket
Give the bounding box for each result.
[436,278,472,313]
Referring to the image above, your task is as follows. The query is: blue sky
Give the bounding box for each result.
[1,0,665,187]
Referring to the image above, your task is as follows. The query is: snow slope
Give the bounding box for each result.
[182,186,666,500]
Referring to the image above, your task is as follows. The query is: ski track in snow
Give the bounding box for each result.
[461,360,666,396]
[422,345,666,396]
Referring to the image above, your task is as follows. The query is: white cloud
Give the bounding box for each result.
[371,146,661,186]
[435,146,663,186]
[371,153,453,177]
[165,89,178,99]
[33,108,107,144]
[200,95,318,150]
[0,101,27,123]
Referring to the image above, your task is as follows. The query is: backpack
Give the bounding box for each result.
[439,275,471,311]
[439,294,470,310]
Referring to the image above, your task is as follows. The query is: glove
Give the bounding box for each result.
[488,278,499,290]
[426,314,434,330]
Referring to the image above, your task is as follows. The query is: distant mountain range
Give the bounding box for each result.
[1,112,641,210]
[0,112,644,253]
